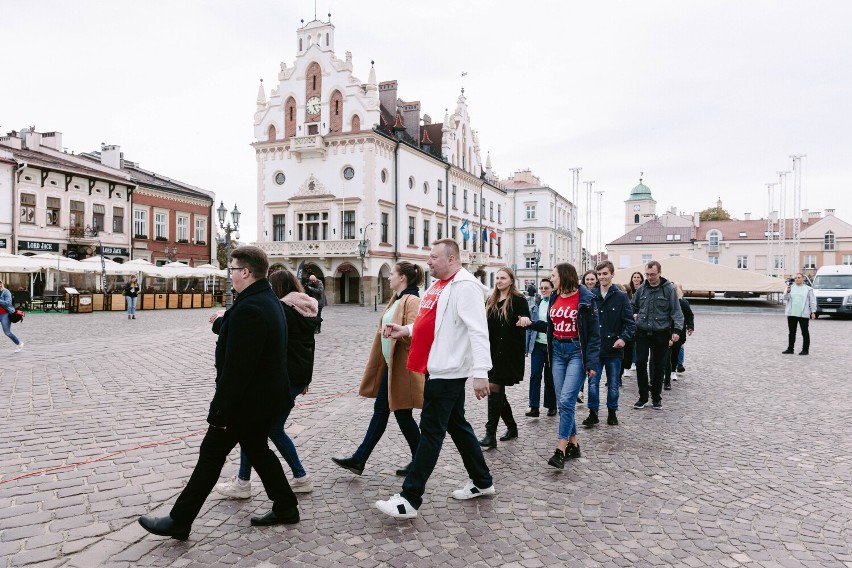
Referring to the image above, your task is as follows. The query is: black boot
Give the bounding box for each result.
[499,393,518,441]
[607,410,618,425]
[582,410,599,427]
[478,393,501,449]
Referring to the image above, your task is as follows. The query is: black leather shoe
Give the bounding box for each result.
[566,442,581,459]
[138,515,190,540]
[798,351,809,355]
[546,408,558,417]
[331,456,364,475]
[782,349,795,354]
[499,428,518,442]
[250,507,300,526]
[525,408,540,417]
[395,462,412,477]
[478,432,497,450]
[548,448,565,469]
[607,410,618,425]
[582,410,599,427]
[663,381,672,390]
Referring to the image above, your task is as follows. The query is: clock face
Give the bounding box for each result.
[633,205,641,211]
[306,96,321,115]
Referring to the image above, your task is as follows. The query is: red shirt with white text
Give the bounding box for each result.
[407,274,456,373]
[550,292,579,339]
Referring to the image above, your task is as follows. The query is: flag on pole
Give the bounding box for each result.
[482,227,488,242]
[459,219,470,241]
[489,229,497,240]
[100,245,107,291]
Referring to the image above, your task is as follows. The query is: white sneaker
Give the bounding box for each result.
[622,368,632,377]
[672,372,678,381]
[289,474,313,494]
[451,479,496,500]
[14,342,24,353]
[376,494,417,519]
[214,475,251,499]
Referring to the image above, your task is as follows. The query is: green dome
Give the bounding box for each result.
[627,181,652,201]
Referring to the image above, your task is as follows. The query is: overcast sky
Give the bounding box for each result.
[3,0,850,251]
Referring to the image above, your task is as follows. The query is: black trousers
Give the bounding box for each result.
[665,337,686,383]
[170,419,297,524]
[787,316,810,352]
[635,330,671,403]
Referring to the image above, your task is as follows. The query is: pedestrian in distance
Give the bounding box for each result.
[0,280,24,352]
[782,273,816,355]
[138,246,299,540]
[631,261,683,411]
[584,261,635,427]
[123,275,140,320]
[478,267,531,450]
[664,282,694,390]
[525,278,557,418]
[304,274,327,333]
[377,239,495,519]
[214,268,318,499]
[522,262,600,469]
[332,261,425,477]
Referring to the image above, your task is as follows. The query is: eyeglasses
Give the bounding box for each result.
[644,272,659,277]
[229,265,247,272]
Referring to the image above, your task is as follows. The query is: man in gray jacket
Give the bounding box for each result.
[631,261,684,410]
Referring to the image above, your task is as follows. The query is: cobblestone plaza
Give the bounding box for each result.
[1,306,850,567]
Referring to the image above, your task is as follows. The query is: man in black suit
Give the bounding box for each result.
[139,246,299,540]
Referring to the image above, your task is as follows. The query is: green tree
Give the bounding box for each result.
[699,206,731,221]
[216,242,226,269]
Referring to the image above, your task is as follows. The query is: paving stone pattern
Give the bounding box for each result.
[1,307,850,567]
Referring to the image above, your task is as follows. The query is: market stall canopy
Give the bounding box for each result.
[0,253,45,273]
[78,257,136,275]
[613,256,787,293]
[160,261,201,278]
[30,253,89,274]
[193,263,227,278]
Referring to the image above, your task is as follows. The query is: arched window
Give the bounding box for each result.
[351,114,360,132]
[284,97,297,138]
[329,90,343,132]
[708,230,721,250]
[267,124,277,141]
[634,214,640,224]
[824,230,836,251]
[305,63,322,122]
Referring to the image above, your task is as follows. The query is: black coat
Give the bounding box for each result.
[592,285,636,358]
[282,303,317,389]
[487,294,531,382]
[207,279,292,427]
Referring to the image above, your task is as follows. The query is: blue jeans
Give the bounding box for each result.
[589,356,621,411]
[352,367,420,465]
[125,296,137,315]
[401,377,492,510]
[528,342,556,410]
[678,346,685,366]
[550,340,586,441]
[1,313,21,345]
[238,383,307,480]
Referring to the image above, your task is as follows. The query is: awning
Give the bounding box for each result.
[613,256,787,293]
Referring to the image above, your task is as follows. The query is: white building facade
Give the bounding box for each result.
[252,18,508,304]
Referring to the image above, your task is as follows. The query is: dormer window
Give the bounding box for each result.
[739,231,747,237]
[635,235,642,241]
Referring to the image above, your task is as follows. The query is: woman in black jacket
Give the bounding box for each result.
[214,269,319,498]
[479,267,530,450]
[665,282,694,390]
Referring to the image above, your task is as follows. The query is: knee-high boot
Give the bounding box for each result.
[478,393,502,449]
[499,393,518,441]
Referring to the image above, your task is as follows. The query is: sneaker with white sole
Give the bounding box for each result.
[14,342,24,353]
[214,476,251,499]
[375,494,417,519]
[289,474,313,494]
[451,479,496,500]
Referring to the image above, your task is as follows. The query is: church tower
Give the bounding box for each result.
[624,175,657,232]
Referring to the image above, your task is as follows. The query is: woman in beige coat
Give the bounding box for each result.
[332,262,425,477]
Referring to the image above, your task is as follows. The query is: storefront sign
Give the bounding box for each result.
[97,246,130,256]
[19,240,60,252]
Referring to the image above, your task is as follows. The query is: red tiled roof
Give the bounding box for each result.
[608,220,694,246]
[697,218,801,240]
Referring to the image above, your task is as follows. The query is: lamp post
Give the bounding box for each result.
[163,244,178,262]
[216,201,241,308]
[533,247,542,287]
[357,238,368,307]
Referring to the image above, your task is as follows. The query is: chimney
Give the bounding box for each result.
[0,132,22,150]
[693,211,700,228]
[378,80,398,113]
[743,212,751,221]
[23,129,41,150]
[801,208,809,224]
[101,144,122,169]
[825,208,835,217]
[40,131,63,151]
[402,101,420,141]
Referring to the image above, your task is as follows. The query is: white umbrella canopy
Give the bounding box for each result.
[124,258,167,277]
[613,256,787,293]
[30,253,88,273]
[193,263,227,278]
[161,261,199,278]
[78,256,136,275]
[0,253,45,273]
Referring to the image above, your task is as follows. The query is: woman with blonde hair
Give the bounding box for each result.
[478,267,531,450]
[332,262,425,476]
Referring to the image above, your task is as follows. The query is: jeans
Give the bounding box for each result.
[170,418,297,524]
[238,383,307,480]
[635,330,670,403]
[787,316,810,352]
[125,296,137,315]
[1,313,21,345]
[401,378,492,510]
[352,367,420,465]
[528,342,556,410]
[589,356,621,411]
[550,340,586,441]
[678,346,685,366]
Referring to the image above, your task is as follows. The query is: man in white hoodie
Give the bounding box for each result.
[376,239,495,519]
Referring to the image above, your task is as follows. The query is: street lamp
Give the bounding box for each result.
[357,238,368,307]
[216,201,241,308]
[163,244,178,262]
[533,247,542,287]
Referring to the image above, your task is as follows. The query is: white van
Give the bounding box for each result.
[812,265,852,317]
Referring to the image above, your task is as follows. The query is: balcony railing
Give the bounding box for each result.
[256,239,360,257]
[289,135,326,159]
[68,225,99,239]
[707,243,720,253]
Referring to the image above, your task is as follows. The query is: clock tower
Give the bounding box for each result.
[624,175,656,232]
